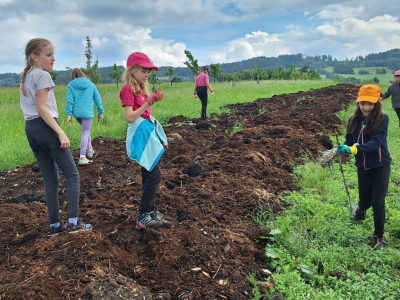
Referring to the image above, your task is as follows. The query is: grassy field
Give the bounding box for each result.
[252,91,400,299]
[1,80,334,171]
[321,66,396,84]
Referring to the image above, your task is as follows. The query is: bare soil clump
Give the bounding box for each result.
[0,84,359,299]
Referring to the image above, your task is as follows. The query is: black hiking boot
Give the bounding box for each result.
[373,235,387,250]
[353,206,367,221]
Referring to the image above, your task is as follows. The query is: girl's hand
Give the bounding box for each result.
[98,114,104,121]
[194,93,197,98]
[211,90,214,96]
[147,89,163,105]
[67,115,72,126]
[58,132,70,149]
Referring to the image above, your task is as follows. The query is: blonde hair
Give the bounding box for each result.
[70,68,87,80]
[20,38,52,96]
[123,65,150,97]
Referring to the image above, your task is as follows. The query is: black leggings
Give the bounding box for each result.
[139,163,162,214]
[394,108,400,126]
[357,163,391,238]
[197,86,208,119]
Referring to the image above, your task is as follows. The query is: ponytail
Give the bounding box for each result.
[20,38,52,97]
[20,63,32,97]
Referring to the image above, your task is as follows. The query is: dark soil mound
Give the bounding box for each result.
[0,84,359,299]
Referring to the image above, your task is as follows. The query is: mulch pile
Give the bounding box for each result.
[0,84,359,299]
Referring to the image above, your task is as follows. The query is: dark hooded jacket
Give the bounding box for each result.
[345,113,391,170]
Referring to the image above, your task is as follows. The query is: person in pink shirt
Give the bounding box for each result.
[193,66,214,121]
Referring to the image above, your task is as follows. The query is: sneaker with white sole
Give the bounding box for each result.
[47,222,67,237]
[66,219,93,233]
[87,149,94,159]
[150,210,172,228]
[78,156,92,165]
[136,212,164,229]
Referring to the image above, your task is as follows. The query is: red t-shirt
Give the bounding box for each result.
[195,73,208,86]
[119,84,152,121]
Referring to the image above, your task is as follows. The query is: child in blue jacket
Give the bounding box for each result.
[338,84,391,250]
[65,68,104,164]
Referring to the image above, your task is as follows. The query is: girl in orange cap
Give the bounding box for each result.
[337,84,391,250]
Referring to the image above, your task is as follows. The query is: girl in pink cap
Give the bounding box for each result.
[379,70,400,126]
[119,52,171,230]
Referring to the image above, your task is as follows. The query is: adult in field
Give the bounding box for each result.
[193,66,214,121]
[379,70,400,126]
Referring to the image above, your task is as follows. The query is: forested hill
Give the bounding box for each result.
[218,48,400,73]
[1,48,399,87]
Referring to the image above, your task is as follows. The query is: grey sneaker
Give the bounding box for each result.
[136,212,164,229]
[47,222,67,237]
[150,211,172,228]
[66,220,92,233]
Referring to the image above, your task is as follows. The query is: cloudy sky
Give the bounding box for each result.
[1,0,400,73]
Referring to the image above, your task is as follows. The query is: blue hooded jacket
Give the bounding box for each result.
[65,77,104,118]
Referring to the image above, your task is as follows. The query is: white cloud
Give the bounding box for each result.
[316,24,338,36]
[315,4,364,20]
[115,29,187,67]
[204,31,289,64]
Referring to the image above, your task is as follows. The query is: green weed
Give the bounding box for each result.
[219,107,232,116]
[257,108,266,116]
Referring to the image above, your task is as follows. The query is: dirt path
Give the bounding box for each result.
[0,84,359,300]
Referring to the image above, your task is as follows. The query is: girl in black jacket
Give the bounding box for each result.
[338,84,391,250]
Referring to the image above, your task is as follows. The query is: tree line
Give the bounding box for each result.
[1,42,399,87]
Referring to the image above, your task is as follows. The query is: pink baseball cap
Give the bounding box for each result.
[127,52,159,71]
[395,70,400,76]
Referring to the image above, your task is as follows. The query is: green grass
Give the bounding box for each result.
[321,67,396,84]
[253,97,400,299]
[0,80,334,171]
